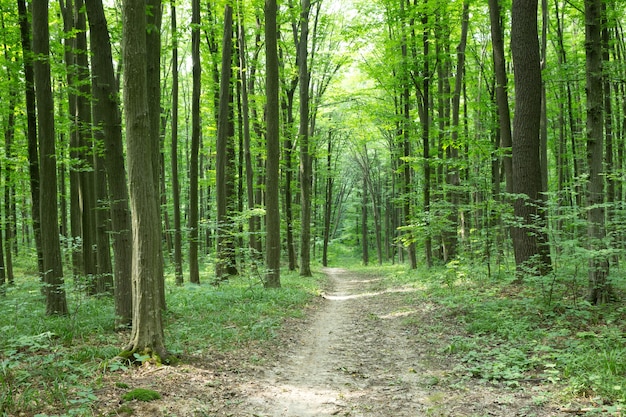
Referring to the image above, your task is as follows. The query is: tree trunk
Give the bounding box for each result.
[74,0,99,294]
[585,0,611,303]
[33,0,68,315]
[2,43,16,285]
[171,0,183,285]
[85,0,133,327]
[445,0,469,262]
[122,0,167,359]
[216,4,238,280]
[322,132,333,267]
[189,0,201,284]
[400,0,417,269]
[17,0,43,276]
[510,0,552,276]
[60,0,83,279]
[237,18,260,261]
[361,175,369,266]
[299,0,313,277]
[145,0,165,310]
[488,0,513,193]
[421,8,432,267]
[265,0,281,288]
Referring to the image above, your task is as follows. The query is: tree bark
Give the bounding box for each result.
[171,0,183,285]
[299,0,313,277]
[85,0,133,326]
[216,4,238,280]
[585,0,611,303]
[265,0,281,288]
[145,0,166,309]
[74,0,99,293]
[488,0,513,193]
[237,17,260,261]
[33,0,68,315]
[122,0,167,358]
[189,0,201,284]
[510,0,552,276]
[17,0,43,276]
[445,0,469,262]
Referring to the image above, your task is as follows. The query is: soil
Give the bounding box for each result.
[96,267,571,417]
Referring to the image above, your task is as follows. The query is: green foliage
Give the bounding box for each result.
[369,261,626,408]
[165,270,323,353]
[0,267,322,416]
[121,388,161,402]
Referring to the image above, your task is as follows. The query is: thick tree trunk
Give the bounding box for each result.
[145,0,165,310]
[510,0,552,276]
[85,0,133,326]
[265,0,281,288]
[33,0,68,315]
[122,0,167,359]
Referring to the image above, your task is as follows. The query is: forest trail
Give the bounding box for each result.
[226,267,567,417]
[102,267,569,417]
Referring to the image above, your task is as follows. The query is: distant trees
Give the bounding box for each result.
[1,0,626,325]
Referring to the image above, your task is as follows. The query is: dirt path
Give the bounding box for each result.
[227,267,567,417]
[102,267,569,417]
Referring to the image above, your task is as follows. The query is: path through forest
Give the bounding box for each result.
[101,268,569,416]
[227,268,567,416]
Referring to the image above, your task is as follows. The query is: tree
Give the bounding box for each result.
[299,0,313,277]
[488,0,512,193]
[189,0,201,284]
[170,0,183,286]
[236,12,260,261]
[510,0,551,276]
[33,0,68,315]
[216,4,239,280]
[17,0,43,276]
[265,0,281,288]
[584,0,611,303]
[85,0,133,326]
[122,0,167,359]
[145,0,165,310]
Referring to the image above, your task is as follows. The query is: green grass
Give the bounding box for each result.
[362,259,626,411]
[0,265,324,417]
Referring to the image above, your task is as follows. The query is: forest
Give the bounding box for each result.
[2,0,626,415]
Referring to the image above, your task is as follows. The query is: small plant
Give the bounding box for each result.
[122,388,161,402]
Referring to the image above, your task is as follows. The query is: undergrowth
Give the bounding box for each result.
[0,265,323,417]
[368,258,626,415]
